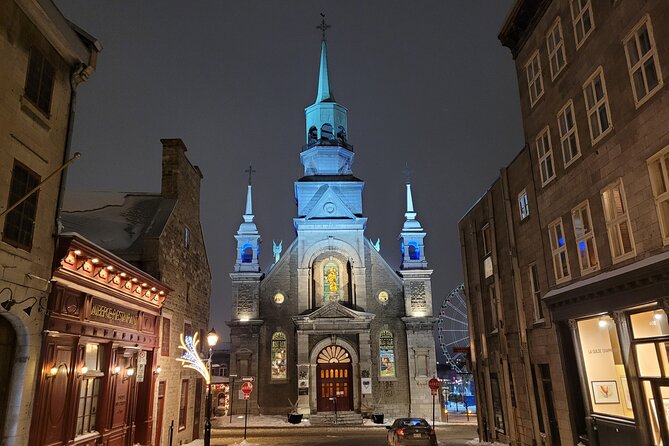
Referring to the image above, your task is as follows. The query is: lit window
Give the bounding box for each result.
[76,344,103,436]
[273,292,285,304]
[601,179,636,262]
[271,332,287,379]
[647,146,669,245]
[529,264,543,321]
[548,218,571,283]
[518,189,530,220]
[570,0,594,49]
[2,161,40,251]
[482,224,493,278]
[525,50,544,107]
[24,48,55,114]
[557,100,581,167]
[546,18,567,80]
[571,200,599,274]
[583,67,612,144]
[536,126,556,186]
[379,330,396,378]
[624,15,663,108]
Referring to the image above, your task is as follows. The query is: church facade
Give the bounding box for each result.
[227,36,437,420]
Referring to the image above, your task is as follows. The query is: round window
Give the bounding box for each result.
[274,292,285,304]
[378,291,389,303]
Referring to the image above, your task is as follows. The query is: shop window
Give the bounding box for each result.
[161,317,170,356]
[2,161,40,251]
[601,179,636,262]
[572,200,599,274]
[179,379,188,430]
[379,330,396,378]
[490,374,506,433]
[624,15,663,108]
[271,332,287,380]
[631,309,669,339]
[76,344,103,436]
[24,47,55,114]
[548,218,571,283]
[323,261,340,302]
[577,315,634,418]
[647,146,669,245]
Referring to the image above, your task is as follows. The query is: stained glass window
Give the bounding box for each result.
[271,332,287,379]
[323,261,339,302]
[379,330,396,378]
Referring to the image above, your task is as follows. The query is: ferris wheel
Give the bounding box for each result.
[437,284,470,373]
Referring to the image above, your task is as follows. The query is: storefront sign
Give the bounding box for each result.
[89,299,139,328]
[136,363,145,383]
[138,350,147,365]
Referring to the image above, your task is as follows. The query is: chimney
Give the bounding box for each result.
[160,138,203,206]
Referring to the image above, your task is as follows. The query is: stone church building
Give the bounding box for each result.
[227,36,437,421]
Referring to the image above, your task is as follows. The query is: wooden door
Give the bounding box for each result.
[316,363,352,412]
[193,378,202,439]
[155,381,166,446]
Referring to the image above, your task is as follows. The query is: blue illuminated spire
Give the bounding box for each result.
[315,40,335,103]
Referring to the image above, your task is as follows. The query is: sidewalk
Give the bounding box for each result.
[211,414,476,429]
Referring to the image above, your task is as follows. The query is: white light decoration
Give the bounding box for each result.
[176,331,210,384]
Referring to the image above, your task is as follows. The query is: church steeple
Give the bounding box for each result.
[400,181,428,269]
[315,40,335,103]
[234,166,261,272]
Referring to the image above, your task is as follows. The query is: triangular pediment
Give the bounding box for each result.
[302,301,374,320]
[304,185,356,219]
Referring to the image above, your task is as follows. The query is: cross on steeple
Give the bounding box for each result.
[245,164,256,186]
[316,13,331,41]
[402,163,413,184]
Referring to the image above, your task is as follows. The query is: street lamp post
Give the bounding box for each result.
[205,328,219,446]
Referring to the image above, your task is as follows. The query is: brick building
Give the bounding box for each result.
[61,139,211,445]
[461,0,669,444]
[0,1,98,444]
[227,37,438,422]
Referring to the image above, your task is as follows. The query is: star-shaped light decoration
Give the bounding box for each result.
[176,331,210,384]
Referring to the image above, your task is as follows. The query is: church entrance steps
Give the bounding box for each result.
[309,411,363,426]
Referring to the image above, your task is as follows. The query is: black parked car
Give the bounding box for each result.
[386,418,437,446]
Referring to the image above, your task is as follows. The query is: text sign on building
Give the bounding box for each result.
[89,298,139,328]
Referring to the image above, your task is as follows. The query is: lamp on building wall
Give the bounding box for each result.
[154,366,162,375]
[0,287,46,316]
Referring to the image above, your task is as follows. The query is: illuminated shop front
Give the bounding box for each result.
[29,234,169,446]
[546,254,669,445]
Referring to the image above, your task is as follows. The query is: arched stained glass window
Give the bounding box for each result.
[408,242,420,260]
[379,330,396,377]
[323,261,340,302]
[241,243,253,263]
[317,345,350,363]
[271,332,287,379]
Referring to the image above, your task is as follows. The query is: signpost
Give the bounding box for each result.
[428,376,441,428]
[241,381,253,439]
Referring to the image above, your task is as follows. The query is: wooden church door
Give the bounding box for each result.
[316,345,352,412]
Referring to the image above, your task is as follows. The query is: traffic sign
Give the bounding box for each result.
[241,381,254,397]
[428,376,440,396]
[242,376,255,382]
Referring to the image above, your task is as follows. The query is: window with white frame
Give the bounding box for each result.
[482,224,493,278]
[583,67,612,144]
[76,344,103,436]
[557,100,581,167]
[546,18,567,80]
[548,218,571,283]
[601,179,636,262]
[529,264,543,321]
[518,189,530,220]
[525,50,544,107]
[572,201,599,274]
[624,15,663,107]
[647,146,669,245]
[570,0,594,49]
[536,127,556,186]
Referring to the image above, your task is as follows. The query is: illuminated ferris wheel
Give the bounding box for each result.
[437,284,470,373]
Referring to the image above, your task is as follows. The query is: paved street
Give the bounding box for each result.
[210,424,477,446]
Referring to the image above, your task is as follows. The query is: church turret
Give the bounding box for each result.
[234,171,262,273]
[301,19,353,177]
[399,182,428,269]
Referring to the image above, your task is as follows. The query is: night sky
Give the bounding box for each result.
[55,1,523,361]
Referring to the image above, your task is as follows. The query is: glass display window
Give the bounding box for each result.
[577,315,634,418]
[631,309,669,339]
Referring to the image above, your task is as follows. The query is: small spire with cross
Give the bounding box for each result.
[245,164,256,186]
[316,13,331,41]
[402,163,413,185]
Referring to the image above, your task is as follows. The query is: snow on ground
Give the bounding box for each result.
[182,441,261,446]
[465,438,509,446]
[212,414,312,427]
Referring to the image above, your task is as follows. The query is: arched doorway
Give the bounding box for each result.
[316,345,352,412]
[0,316,16,438]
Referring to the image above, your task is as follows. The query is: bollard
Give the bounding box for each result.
[169,420,174,446]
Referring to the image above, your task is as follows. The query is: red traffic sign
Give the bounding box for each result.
[428,376,441,395]
[241,381,254,396]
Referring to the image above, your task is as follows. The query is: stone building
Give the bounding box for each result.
[0,1,99,444]
[461,0,669,445]
[227,36,438,422]
[61,139,211,445]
